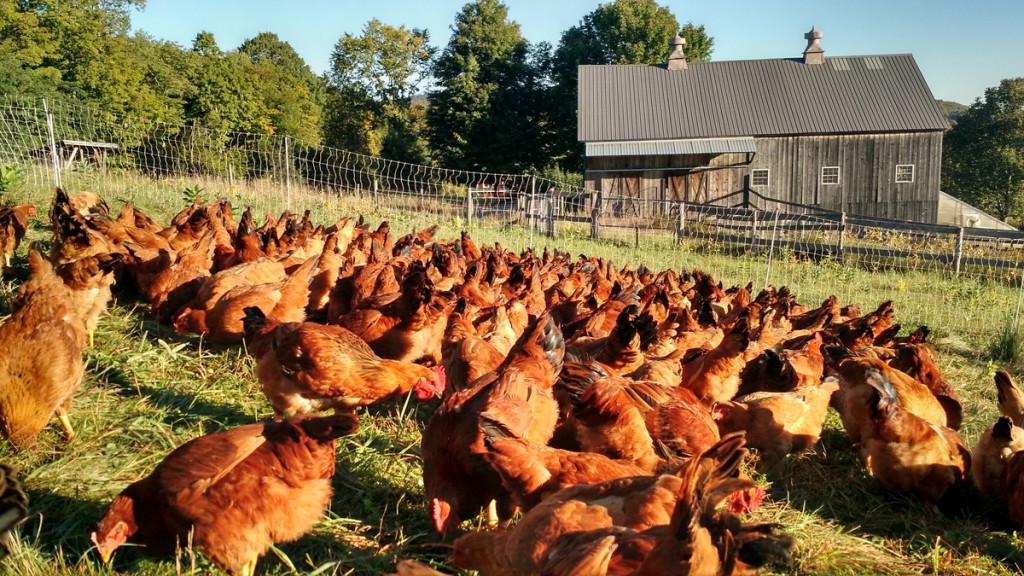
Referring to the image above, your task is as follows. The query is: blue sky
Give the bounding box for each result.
[130,0,1024,105]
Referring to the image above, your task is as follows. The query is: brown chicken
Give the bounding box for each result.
[645,385,722,459]
[995,369,1024,425]
[479,412,648,512]
[336,263,453,364]
[0,463,29,560]
[55,252,122,347]
[0,248,87,447]
[453,432,791,576]
[856,370,970,506]
[91,413,360,576]
[885,342,962,429]
[712,378,839,466]
[739,332,825,396]
[241,307,445,417]
[50,188,119,264]
[558,361,671,472]
[440,298,505,395]
[0,203,36,271]
[422,311,564,534]
[1002,449,1024,527]
[828,346,950,443]
[680,317,752,405]
[173,254,318,344]
[972,416,1024,496]
[453,473,686,576]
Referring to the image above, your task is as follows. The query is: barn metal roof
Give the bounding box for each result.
[585,136,756,157]
[578,54,948,142]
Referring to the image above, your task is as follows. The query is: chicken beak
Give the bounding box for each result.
[91,532,114,564]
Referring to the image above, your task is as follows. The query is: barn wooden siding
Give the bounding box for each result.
[584,131,943,223]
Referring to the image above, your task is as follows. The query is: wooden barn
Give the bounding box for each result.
[577,29,949,223]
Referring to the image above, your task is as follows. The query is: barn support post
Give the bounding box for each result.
[590,189,601,240]
[954,226,965,275]
[466,186,474,228]
[742,175,751,209]
[837,212,847,263]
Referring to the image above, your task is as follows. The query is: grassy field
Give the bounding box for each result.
[2,174,1024,575]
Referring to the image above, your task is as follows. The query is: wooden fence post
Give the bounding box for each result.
[838,212,847,263]
[466,186,474,228]
[954,226,965,275]
[590,189,601,240]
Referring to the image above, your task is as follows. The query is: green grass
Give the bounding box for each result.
[2,174,1024,575]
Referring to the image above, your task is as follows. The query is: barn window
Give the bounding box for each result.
[751,169,769,187]
[895,164,915,183]
[820,166,840,185]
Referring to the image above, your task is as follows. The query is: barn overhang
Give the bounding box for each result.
[584,136,756,157]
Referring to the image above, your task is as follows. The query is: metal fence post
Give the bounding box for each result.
[954,226,965,275]
[372,178,379,211]
[284,136,292,210]
[466,186,474,228]
[590,189,601,240]
[749,209,759,253]
[676,202,687,244]
[838,212,847,263]
[43,99,62,189]
[546,193,556,238]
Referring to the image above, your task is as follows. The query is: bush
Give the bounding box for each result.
[0,163,22,196]
[988,315,1024,363]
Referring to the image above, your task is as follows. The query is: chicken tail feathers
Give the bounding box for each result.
[504,311,565,378]
[864,369,900,416]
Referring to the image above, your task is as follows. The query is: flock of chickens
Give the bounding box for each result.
[0,188,1023,574]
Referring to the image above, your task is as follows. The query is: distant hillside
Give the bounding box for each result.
[936,99,968,124]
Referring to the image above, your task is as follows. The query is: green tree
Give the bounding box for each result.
[549,0,713,170]
[183,31,270,134]
[325,19,433,159]
[427,0,549,172]
[239,32,325,144]
[0,0,144,100]
[943,78,1024,224]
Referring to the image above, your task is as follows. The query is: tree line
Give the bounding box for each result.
[0,0,711,180]
[3,0,1013,223]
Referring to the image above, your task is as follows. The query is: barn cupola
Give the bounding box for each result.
[667,34,687,71]
[803,27,825,65]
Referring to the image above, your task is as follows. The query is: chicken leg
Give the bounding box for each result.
[55,407,74,439]
[240,557,258,576]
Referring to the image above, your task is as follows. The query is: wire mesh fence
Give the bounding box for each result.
[2,95,1024,345]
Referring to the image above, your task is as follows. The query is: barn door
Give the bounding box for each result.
[668,171,708,203]
[611,173,640,217]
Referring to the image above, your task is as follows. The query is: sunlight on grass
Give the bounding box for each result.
[0,175,1023,574]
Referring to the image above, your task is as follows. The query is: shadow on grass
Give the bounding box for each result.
[764,426,1024,573]
[22,488,105,564]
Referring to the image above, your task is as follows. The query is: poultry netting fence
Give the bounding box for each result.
[1,95,1023,347]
